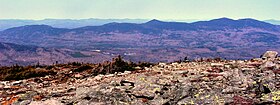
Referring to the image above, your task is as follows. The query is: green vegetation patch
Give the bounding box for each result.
[0,65,56,81]
[70,52,91,58]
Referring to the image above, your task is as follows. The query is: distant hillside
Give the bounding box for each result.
[0,42,112,66]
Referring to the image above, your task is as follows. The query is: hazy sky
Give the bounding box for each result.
[0,0,279,20]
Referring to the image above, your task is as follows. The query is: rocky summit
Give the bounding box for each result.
[1,51,280,105]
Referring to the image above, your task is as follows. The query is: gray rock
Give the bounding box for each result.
[18,91,38,101]
[262,61,276,69]
[29,99,63,105]
[19,100,31,105]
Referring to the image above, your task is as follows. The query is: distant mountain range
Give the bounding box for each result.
[0,18,280,65]
[1,18,279,31]
[0,19,150,31]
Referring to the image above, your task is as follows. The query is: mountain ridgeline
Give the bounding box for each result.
[2,18,280,35]
[0,18,280,65]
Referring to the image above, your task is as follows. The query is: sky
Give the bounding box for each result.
[0,0,279,20]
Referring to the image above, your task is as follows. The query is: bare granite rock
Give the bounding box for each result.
[1,53,280,105]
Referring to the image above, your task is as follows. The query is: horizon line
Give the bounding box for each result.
[0,17,278,21]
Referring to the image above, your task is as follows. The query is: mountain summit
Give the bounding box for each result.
[192,18,279,31]
[145,19,164,24]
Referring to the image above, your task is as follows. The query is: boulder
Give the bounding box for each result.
[210,63,224,67]
[74,74,84,79]
[262,61,276,69]
[261,51,278,60]
[11,80,23,86]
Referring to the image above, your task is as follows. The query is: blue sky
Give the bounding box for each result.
[0,0,279,20]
